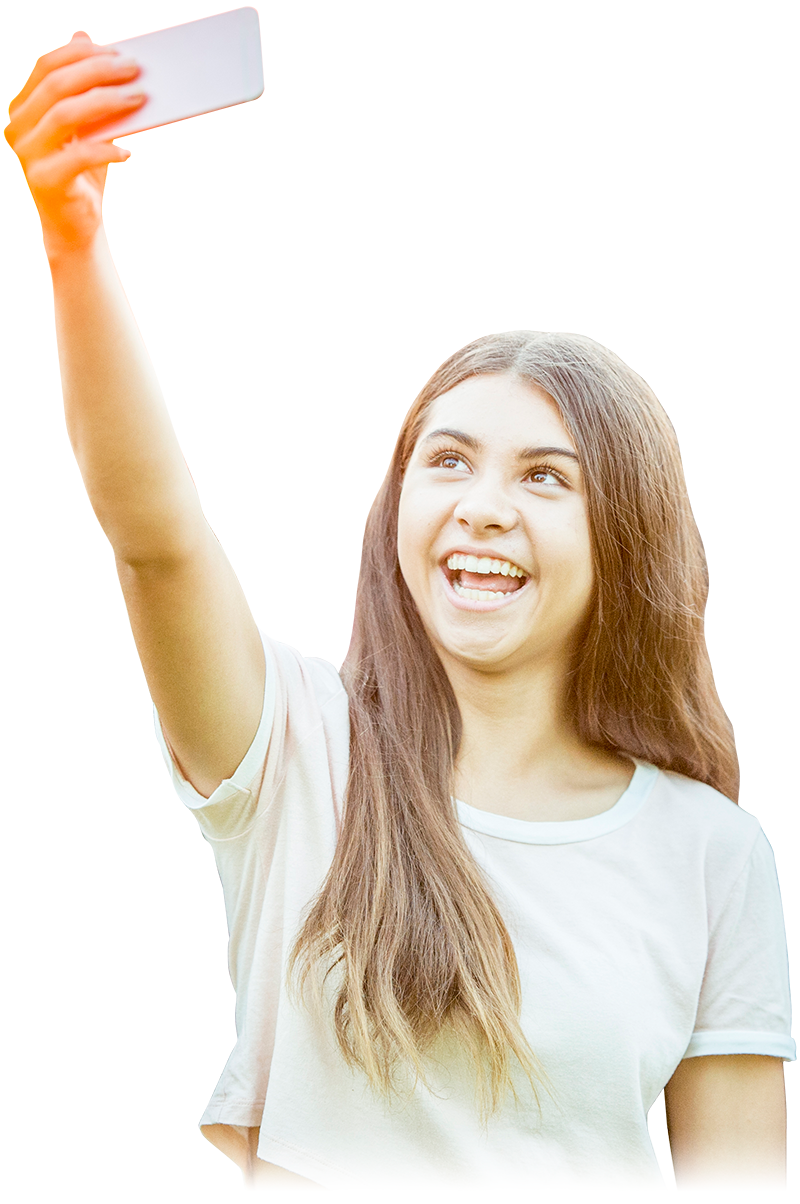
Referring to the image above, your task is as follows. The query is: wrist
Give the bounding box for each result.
[45,225,107,273]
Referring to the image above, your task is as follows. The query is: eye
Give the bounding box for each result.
[430,450,470,472]
[526,463,569,487]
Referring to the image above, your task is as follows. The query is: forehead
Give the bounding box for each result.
[417,374,575,451]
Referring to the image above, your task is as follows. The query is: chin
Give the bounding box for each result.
[433,629,521,672]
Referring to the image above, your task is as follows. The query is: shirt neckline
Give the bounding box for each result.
[455,760,660,845]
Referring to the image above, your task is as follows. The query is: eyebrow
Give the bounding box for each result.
[421,428,580,463]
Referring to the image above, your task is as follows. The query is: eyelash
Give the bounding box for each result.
[428,449,570,487]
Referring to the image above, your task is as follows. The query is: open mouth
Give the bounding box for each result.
[443,553,530,602]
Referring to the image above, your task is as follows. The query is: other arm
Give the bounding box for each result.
[664,1054,786,1186]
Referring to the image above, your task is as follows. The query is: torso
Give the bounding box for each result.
[185,642,791,1186]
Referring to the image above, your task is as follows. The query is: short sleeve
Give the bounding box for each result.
[154,631,347,842]
[684,829,796,1060]
[153,630,278,839]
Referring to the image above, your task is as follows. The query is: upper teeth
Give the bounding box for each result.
[446,554,526,578]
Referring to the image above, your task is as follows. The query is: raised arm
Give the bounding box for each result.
[6,32,264,798]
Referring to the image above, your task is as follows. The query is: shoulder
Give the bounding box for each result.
[261,635,349,747]
[263,635,346,704]
[650,767,761,838]
[642,765,766,883]
[655,765,751,823]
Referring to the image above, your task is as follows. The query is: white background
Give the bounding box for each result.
[737,7,800,712]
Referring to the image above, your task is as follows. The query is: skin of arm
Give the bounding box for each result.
[6,34,264,797]
[664,1054,787,1186]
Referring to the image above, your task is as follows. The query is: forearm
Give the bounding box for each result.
[49,227,206,565]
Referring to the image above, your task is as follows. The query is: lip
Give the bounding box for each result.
[440,564,531,612]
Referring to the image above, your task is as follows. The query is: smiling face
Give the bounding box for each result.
[397,373,595,678]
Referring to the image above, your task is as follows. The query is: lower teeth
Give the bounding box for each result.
[453,582,513,601]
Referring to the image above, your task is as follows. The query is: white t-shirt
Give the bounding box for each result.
[155,633,795,1187]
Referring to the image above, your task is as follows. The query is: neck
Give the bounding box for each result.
[448,654,575,779]
[443,653,632,819]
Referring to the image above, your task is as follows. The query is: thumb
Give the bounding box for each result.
[71,31,92,41]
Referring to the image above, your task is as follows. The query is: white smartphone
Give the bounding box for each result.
[96,7,264,138]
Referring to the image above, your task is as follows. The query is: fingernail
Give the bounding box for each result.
[124,91,146,102]
[116,57,138,69]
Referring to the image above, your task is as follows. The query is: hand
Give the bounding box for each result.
[5,31,146,258]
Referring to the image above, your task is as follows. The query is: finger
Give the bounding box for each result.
[14,87,146,162]
[27,138,131,194]
[7,53,140,144]
[9,35,113,115]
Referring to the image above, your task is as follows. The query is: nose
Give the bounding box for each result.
[452,474,517,533]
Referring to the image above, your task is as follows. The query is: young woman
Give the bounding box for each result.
[7,32,794,1191]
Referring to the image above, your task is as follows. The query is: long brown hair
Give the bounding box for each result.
[289,330,738,1113]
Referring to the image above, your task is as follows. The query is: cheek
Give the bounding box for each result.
[397,486,452,608]
[570,529,595,602]
[541,514,594,594]
[396,487,424,589]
